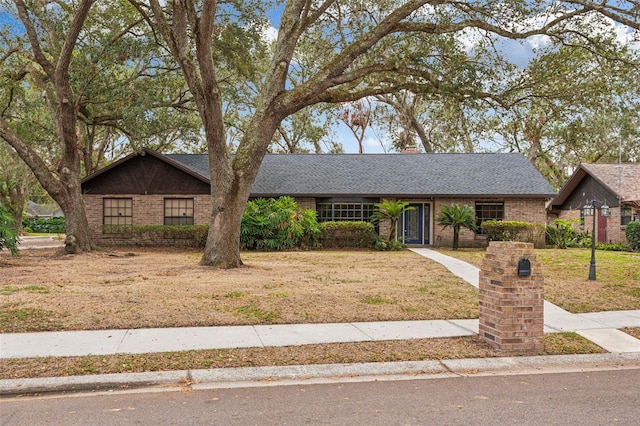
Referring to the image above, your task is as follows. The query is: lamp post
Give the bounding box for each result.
[582,200,611,281]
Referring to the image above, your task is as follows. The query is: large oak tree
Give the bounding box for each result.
[0,0,96,253]
[131,0,638,268]
[0,0,200,252]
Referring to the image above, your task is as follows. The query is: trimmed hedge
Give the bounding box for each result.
[23,216,66,233]
[318,221,377,249]
[482,220,546,248]
[101,225,209,247]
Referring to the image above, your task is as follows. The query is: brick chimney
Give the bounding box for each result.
[402,145,420,153]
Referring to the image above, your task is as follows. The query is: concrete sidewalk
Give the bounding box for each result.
[2,248,639,359]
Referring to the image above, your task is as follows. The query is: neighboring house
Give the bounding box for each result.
[547,163,640,244]
[25,201,64,218]
[81,149,556,248]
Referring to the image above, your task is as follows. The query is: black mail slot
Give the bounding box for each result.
[518,258,531,277]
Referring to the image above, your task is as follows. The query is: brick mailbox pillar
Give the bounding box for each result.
[479,241,544,353]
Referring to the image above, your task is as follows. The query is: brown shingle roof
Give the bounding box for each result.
[581,163,640,201]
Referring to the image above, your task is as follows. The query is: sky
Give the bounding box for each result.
[262,5,638,154]
[2,5,636,155]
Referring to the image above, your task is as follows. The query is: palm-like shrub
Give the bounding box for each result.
[241,197,320,251]
[436,204,477,250]
[370,199,414,241]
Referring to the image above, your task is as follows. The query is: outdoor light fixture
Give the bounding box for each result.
[582,199,611,281]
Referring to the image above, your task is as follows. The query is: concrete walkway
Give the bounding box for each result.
[16,235,64,250]
[2,248,639,359]
[411,248,640,353]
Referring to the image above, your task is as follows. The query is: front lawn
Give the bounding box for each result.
[438,248,640,313]
[1,248,479,333]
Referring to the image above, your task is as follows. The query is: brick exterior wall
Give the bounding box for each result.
[84,194,210,245]
[479,241,544,353]
[434,198,547,249]
[84,194,549,248]
[557,207,628,244]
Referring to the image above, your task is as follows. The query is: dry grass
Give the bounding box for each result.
[624,328,640,339]
[0,334,605,380]
[0,246,633,380]
[1,247,478,333]
[437,248,640,313]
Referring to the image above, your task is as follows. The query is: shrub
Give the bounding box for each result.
[626,221,640,250]
[102,225,209,247]
[22,216,66,233]
[482,220,529,241]
[546,219,579,249]
[319,221,377,248]
[481,220,546,248]
[240,197,321,251]
[595,243,629,251]
[575,232,592,248]
[1,204,19,255]
[375,237,405,251]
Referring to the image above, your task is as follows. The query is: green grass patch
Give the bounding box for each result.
[439,248,640,313]
[361,295,392,304]
[1,285,50,295]
[543,332,607,354]
[0,308,64,332]
[233,304,280,322]
[0,286,19,295]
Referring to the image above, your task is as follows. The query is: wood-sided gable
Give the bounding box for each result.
[551,171,619,212]
[82,151,210,195]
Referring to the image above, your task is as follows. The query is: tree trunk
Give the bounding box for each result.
[388,219,397,241]
[0,121,93,253]
[452,226,460,250]
[200,112,280,268]
[57,175,92,254]
[201,187,246,268]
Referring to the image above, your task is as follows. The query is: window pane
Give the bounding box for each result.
[316,202,375,222]
[475,202,504,234]
[103,198,133,233]
[164,198,194,225]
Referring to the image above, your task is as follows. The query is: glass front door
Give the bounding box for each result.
[402,203,430,245]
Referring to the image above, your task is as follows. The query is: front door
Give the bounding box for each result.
[402,204,430,245]
[597,211,607,243]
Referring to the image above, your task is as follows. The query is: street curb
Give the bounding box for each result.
[2,353,639,396]
[0,370,189,396]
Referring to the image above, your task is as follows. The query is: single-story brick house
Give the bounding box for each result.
[547,163,640,244]
[81,149,556,248]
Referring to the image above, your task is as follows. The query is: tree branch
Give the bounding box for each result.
[13,0,55,78]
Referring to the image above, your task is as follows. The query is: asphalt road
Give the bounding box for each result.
[2,369,639,425]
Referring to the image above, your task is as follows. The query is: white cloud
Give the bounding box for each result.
[262,24,278,43]
[526,34,552,50]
